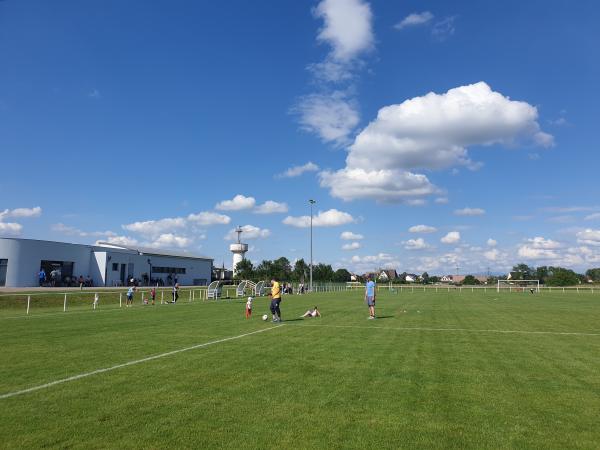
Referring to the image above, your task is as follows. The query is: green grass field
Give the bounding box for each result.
[1,289,599,449]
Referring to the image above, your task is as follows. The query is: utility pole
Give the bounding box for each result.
[309,199,316,292]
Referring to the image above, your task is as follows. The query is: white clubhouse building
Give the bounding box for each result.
[0,237,213,288]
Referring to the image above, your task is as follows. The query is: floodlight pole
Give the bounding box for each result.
[309,199,316,292]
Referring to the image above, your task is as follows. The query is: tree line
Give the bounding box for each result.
[234,257,600,287]
[235,258,352,283]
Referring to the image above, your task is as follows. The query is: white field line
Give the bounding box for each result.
[288,323,600,337]
[0,325,284,400]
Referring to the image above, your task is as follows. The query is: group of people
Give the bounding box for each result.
[244,276,378,322]
[124,284,179,307]
[38,269,94,288]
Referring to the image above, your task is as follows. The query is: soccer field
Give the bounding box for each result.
[1,289,599,449]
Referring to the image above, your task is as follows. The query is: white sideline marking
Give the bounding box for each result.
[289,323,600,337]
[0,325,283,400]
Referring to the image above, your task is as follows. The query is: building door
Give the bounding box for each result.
[0,259,7,287]
[120,264,126,285]
[127,263,134,282]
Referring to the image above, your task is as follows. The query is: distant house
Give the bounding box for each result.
[404,273,419,283]
[350,273,359,282]
[378,269,398,282]
[441,275,454,283]
[441,274,488,285]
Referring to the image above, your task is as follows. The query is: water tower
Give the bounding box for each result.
[229,226,248,275]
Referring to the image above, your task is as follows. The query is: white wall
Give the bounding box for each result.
[0,238,92,287]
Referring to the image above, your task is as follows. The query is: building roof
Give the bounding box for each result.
[95,242,213,261]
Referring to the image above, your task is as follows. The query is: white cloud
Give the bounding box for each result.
[313,0,374,62]
[525,236,562,249]
[441,231,460,244]
[517,236,563,260]
[484,248,499,261]
[431,16,457,41]
[254,201,289,214]
[434,197,449,204]
[487,238,497,247]
[577,229,600,246]
[340,231,364,240]
[283,208,355,228]
[123,217,186,237]
[225,225,271,240]
[215,194,256,211]
[278,162,320,178]
[100,235,139,247]
[351,253,394,263]
[294,91,360,145]
[145,234,192,249]
[408,224,437,233]
[52,223,116,238]
[541,206,597,213]
[294,0,373,144]
[319,167,438,203]
[0,206,42,219]
[342,241,361,250]
[584,213,600,221]
[187,211,231,226]
[321,82,552,203]
[404,238,430,250]
[0,222,22,236]
[394,11,434,30]
[454,207,485,216]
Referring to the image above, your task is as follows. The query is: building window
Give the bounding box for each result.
[112,263,119,271]
[151,266,186,274]
[0,259,7,287]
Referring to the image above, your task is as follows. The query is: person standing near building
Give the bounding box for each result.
[126,286,136,307]
[38,268,46,286]
[269,278,282,322]
[172,283,179,303]
[150,287,156,305]
[365,276,376,319]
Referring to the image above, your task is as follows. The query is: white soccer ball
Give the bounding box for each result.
[262,314,268,321]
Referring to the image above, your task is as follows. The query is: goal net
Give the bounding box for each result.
[497,279,540,292]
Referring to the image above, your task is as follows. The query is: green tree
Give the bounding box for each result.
[545,267,579,286]
[421,272,430,284]
[234,259,254,280]
[429,275,440,284]
[332,268,351,282]
[312,263,334,282]
[292,259,309,282]
[272,257,292,281]
[462,275,481,285]
[255,260,273,280]
[511,264,534,280]
[585,268,600,282]
[536,266,549,284]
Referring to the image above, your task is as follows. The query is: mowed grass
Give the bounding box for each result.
[1,289,600,449]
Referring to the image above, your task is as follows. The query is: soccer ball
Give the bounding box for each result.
[262,314,268,321]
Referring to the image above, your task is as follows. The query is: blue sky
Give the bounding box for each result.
[1,0,600,275]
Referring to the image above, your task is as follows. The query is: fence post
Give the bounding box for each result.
[27,295,31,315]
[189,289,192,302]
[161,291,164,304]
[119,293,122,308]
[63,294,67,312]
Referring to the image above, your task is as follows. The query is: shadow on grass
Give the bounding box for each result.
[281,318,305,322]
[375,315,394,319]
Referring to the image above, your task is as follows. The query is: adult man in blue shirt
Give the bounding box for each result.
[365,276,376,319]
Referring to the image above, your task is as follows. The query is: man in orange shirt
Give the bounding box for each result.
[269,278,282,322]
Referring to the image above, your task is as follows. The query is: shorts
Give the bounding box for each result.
[365,296,375,307]
[127,294,133,300]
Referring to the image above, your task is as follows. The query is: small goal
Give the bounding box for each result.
[497,279,540,293]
